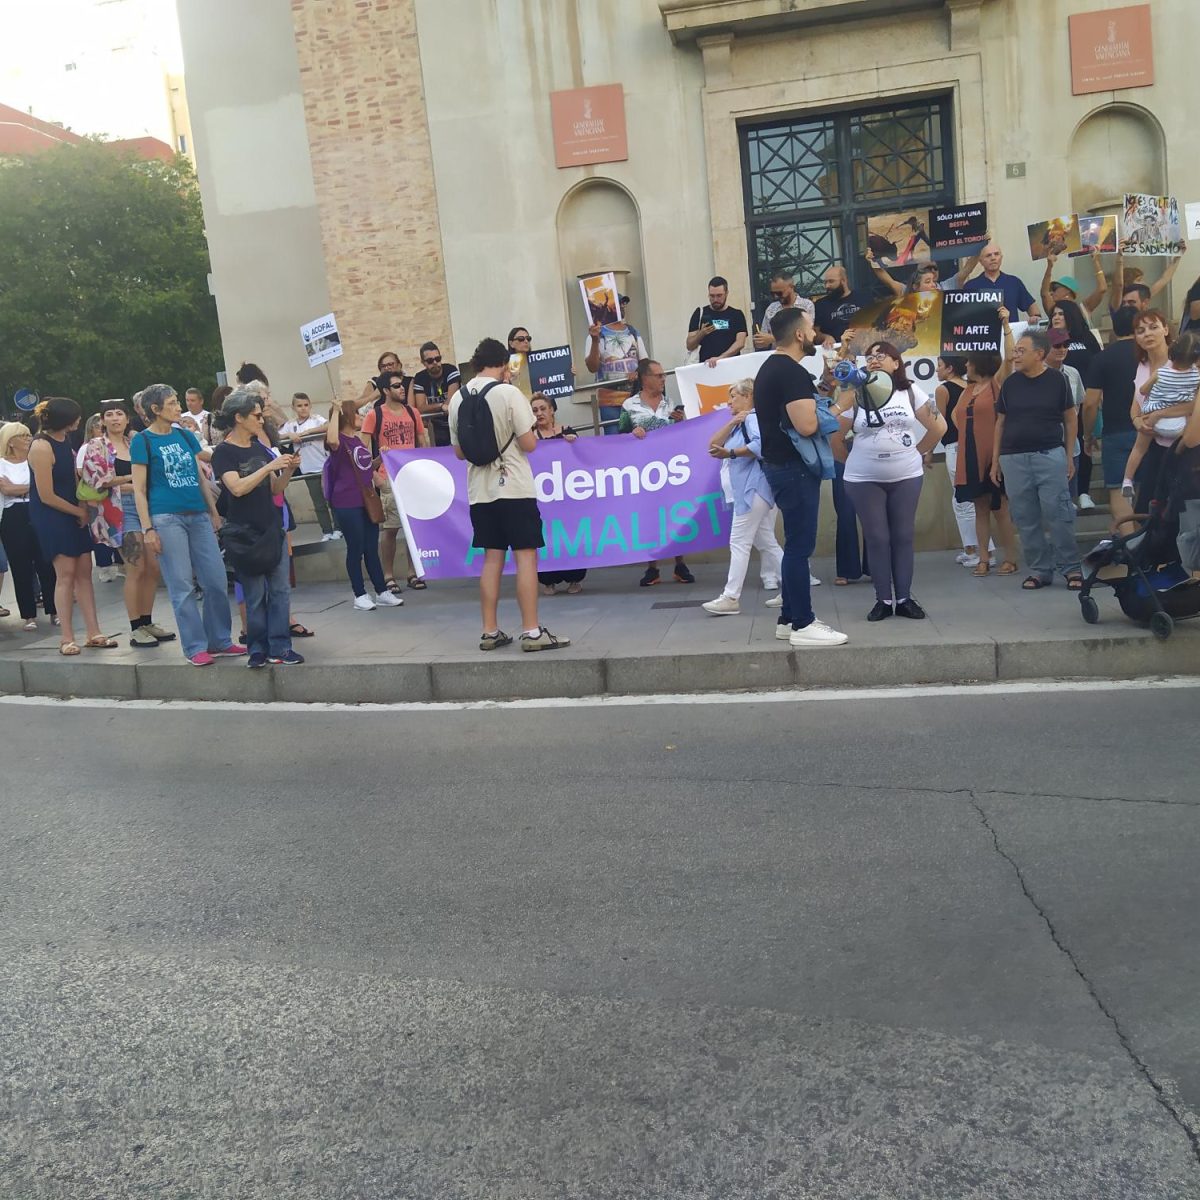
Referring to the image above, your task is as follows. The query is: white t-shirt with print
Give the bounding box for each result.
[842,384,933,484]
[584,325,648,382]
[280,416,329,475]
[450,377,537,505]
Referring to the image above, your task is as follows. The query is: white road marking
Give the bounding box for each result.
[0,676,1197,715]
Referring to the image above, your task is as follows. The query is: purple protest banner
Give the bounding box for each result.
[382,411,734,579]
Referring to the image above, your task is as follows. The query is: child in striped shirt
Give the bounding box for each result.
[1122,332,1200,497]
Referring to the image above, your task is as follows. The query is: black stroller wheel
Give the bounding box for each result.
[1149,611,1174,641]
[1079,595,1100,625]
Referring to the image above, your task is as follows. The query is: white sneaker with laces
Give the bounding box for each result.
[765,594,783,608]
[810,573,821,586]
[701,595,740,616]
[321,532,336,542]
[353,594,376,611]
[961,553,981,568]
[775,623,793,641]
[330,530,344,539]
[790,619,849,648]
[762,579,780,591]
[375,591,404,607]
[1078,493,1096,510]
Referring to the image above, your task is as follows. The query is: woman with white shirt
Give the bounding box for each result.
[0,422,58,630]
[833,340,947,621]
[622,359,695,586]
[701,378,783,615]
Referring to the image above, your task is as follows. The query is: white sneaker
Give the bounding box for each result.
[1078,493,1096,510]
[320,532,336,542]
[810,573,821,586]
[375,591,404,607]
[961,553,981,568]
[353,594,376,611]
[762,579,780,591]
[775,623,793,641]
[765,594,783,608]
[790,619,849,648]
[330,530,344,539]
[701,595,740,616]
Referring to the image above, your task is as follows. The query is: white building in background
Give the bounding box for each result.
[0,0,193,162]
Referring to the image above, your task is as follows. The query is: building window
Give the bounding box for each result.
[64,62,77,72]
[178,134,188,154]
[740,97,955,306]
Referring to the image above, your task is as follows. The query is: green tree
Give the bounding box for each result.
[0,140,221,414]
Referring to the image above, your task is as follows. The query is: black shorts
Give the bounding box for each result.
[469,498,545,552]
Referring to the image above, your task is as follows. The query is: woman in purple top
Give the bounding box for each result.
[324,400,403,611]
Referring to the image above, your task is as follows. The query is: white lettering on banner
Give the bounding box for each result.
[535,455,692,503]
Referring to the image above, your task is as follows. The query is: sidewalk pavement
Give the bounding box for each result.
[1,551,1196,705]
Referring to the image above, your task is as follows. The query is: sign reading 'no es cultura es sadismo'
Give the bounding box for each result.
[550,84,628,169]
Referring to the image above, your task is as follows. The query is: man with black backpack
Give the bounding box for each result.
[450,337,570,652]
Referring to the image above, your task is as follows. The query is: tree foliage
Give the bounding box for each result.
[0,141,222,413]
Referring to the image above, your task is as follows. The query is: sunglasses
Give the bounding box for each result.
[387,383,404,391]
[423,355,442,364]
[512,335,531,343]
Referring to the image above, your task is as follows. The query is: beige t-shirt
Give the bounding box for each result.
[450,377,537,504]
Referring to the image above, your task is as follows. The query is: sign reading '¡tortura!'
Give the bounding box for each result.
[1069,4,1154,96]
[550,84,628,169]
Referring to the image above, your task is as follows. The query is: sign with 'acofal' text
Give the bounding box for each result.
[383,411,732,579]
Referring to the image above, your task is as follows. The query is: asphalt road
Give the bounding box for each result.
[1,684,1198,1199]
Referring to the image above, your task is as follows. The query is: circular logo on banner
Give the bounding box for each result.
[13,388,37,412]
[393,459,456,521]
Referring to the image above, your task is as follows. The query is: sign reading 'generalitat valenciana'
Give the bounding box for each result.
[550,84,628,168]
[1068,4,1154,96]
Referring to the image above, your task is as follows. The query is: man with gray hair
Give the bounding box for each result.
[991,329,1080,590]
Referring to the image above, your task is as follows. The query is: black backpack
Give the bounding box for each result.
[455,380,514,467]
[368,394,418,460]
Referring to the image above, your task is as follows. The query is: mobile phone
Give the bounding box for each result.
[278,439,296,456]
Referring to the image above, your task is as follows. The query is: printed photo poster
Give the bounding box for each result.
[1184,202,1200,243]
[928,203,989,261]
[941,291,1003,355]
[864,210,933,267]
[1072,213,1119,256]
[507,353,532,398]
[1027,215,1082,261]
[578,272,622,326]
[1121,193,1185,256]
[299,313,343,368]
[842,291,943,361]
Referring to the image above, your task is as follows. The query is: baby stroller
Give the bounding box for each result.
[1077,438,1200,641]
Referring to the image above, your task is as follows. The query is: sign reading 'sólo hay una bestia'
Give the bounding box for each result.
[382,411,732,580]
[928,204,989,261]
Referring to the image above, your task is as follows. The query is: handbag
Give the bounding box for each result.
[342,438,385,523]
[219,520,285,577]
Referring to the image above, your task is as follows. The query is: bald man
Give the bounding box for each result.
[814,265,871,345]
[960,243,1041,321]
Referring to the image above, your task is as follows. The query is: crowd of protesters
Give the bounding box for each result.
[2,238,1198,659]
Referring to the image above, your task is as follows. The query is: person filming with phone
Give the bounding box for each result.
[686,277,748,368]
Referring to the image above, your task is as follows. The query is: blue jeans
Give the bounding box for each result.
[238,542,292,658]
[1000,447,1080,581]
[762,461,821,630]
[155,510,234,657]
[333,505,386,597]
[832,459,868,581]
[598,404,623,435]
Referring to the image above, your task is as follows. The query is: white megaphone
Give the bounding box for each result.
[858,370,895,426]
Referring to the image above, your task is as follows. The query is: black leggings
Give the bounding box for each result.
[844,475,923,605]
[1,504,58,618]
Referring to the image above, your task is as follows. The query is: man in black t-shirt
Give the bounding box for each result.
[1084,304,1139,525]
[753,305,847,648]
[813,265,870,344]
[686,276,748,367]
[994,329,1079,587]
[409,341,461,447]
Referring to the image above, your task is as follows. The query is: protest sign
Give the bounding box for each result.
[864,210,932,267]
[1073,213,1118,256]
[1120,193,1185,255]
[676,351,770,419]
[843,291,942,361]
[299,313,343,368]
[528,345,574,401]
[1027,215,1082,261]
[941,291,1003,355]
[929,204,989,261]
[383,412,733,580]
[578,272,622,325]
[506,353,532,398]
[1185,203,1200,242]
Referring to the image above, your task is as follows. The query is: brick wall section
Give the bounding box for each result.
[289,0,454,390]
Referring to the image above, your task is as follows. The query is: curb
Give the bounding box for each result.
[2,630,1198,704]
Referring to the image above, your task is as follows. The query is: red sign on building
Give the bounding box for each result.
[550,84,628,169]
[1069,4,1154,96]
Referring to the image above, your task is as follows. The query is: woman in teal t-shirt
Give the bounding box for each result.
[131,383,242,666]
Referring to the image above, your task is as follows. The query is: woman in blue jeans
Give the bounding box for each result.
[211,389,303,667]
[132,384,245,666]
[323,400,404,612]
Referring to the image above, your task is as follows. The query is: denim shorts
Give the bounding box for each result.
[121,490,142,536]
[1100,428,1138,488]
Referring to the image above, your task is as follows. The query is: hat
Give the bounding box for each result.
[1048,328,1071,348]
[1051,277,1079,297]
[619,294,631,305]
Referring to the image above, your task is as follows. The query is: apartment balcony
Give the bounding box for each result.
[658,0,953,43]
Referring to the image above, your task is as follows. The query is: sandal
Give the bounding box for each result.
[1021,576,1051,590]
[996,561,1019,575]
[288,622,315,638]
[22,619,38,632]
[406,575,427,590]
[566,582,584,595]
[1066,573,1084,591]
[384,577,403,596]
[84,635,119,649]
[59,641,81,656]
[539,583,556,597]
[0,606,9,618]
[972,563,991,577]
